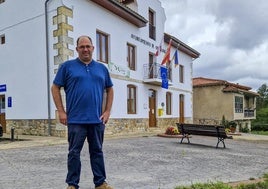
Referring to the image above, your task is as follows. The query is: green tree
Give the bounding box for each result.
[256,83,268,110]
[252,84,268,130]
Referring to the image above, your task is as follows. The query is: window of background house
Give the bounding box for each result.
[149,9,156,40]
[0,35,5,44]
[166,92,172,115]
[179,65,184,83]
[235,96,243,113]
[127,43,136,70]
[96,31,109,63]
[127,85,136,114]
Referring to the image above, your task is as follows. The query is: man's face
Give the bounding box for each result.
[76,37,94,63]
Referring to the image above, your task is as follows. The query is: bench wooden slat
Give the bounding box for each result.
[176,123,231,148]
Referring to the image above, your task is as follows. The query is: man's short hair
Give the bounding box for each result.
[76,36,93,46]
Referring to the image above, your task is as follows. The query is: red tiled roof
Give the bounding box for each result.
[193,77,227,87]
[193,77,259,96]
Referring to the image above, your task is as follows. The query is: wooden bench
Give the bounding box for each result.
[176,123,232,148]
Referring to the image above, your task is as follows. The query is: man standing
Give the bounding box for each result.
[51,35,114,189]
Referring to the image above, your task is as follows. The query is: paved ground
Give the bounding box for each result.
[0,133,268,189]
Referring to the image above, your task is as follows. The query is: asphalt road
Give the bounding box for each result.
[0,135,268,189]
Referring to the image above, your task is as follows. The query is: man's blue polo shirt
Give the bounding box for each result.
[53,58,113,124]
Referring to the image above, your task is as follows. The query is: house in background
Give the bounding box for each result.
[0,0,200,137]
[193,77,259,131]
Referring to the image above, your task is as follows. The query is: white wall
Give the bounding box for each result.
[0,0,49,119]
[0,0,195,121]
[48,0,195,119]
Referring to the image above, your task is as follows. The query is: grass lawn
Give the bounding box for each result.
[250,131,268,136]
[174,174,268,189]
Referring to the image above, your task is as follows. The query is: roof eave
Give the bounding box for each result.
[91,0,148,28]
[164,33,200,59]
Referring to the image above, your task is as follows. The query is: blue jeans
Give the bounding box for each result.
[66,123,106,188]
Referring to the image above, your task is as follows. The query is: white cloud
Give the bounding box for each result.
[159,0,268,91]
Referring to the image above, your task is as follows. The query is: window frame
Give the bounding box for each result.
[96,31,109,63]
[0,96,5,113]
[166,92,172,115]
[235,96,243,113]
[127,43,136,70]
[127,84,137,114]
[148,8,156,40]
[179,65,184,83]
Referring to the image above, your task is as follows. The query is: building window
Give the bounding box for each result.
[0,0,5,4]
[0,96,5,113]
[166,92,172,115]
[235,96,243,113]
[148,53,155,79]
[127,43,136,70]
[127,85,136,114]
[149,9,156,40]
[179,65,184,83]
[167,62,172,81]
[0,35,5,44]
[96,31,109,63]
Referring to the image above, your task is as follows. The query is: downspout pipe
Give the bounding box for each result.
[45,0,52,136]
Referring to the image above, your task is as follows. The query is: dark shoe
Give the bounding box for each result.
[67,186,76,189]
[95,182,113,189]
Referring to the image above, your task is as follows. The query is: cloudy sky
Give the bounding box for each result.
[159,0,268,91]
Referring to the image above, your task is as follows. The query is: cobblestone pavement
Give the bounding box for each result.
[0,135,268,189]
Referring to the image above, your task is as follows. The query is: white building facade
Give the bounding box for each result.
[0,0,200,137]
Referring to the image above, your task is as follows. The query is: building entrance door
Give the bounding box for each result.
[0,95,6,133]
[179,94,185,123]
[148,89,156,127]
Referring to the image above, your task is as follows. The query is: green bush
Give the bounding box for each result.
[252,108,268,131]
[240,127,249,133]
[251,124,268,131]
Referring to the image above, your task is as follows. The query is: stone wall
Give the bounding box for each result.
[6,117,192,137]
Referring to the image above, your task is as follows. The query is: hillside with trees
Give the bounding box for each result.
[252,83,268,131]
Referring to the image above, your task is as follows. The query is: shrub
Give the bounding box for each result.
[251,124,268,131]
[165,126,179,135]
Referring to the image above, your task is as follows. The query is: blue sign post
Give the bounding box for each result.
[8,97,12,107]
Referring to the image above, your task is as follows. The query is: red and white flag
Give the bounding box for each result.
[161,39,172,65]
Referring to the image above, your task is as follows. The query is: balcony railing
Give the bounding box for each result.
[143,63,161,80]
[244,109,255,117]
[143,63,172,86]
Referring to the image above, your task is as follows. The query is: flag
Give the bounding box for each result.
[160,67,168,89]
[155,37,163,56]
[161,39,172,65]
[172,49,179,67]
[155,46,160,56]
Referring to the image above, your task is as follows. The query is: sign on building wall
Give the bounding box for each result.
[8,97,12,107]
[0,84,6,92]
[108,62,130,78]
